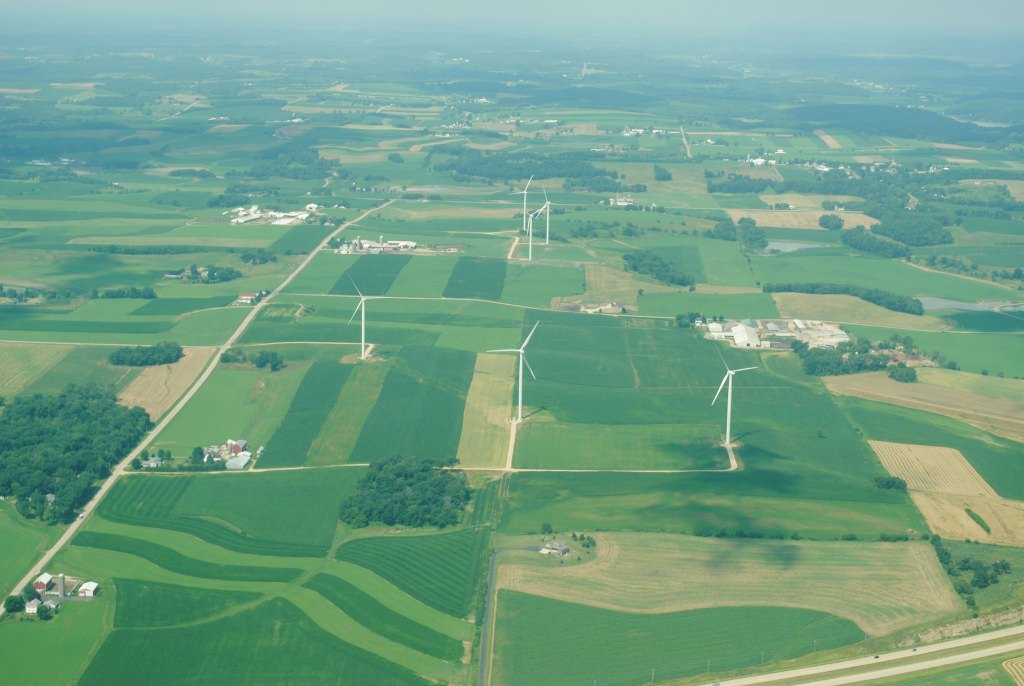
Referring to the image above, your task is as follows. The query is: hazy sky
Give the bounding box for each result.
[6,0,1024,52]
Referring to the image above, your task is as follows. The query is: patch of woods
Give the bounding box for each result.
[762,282,924,315]
[622,249,694,287]
[109,341,183,367]
[705,217,767,251]
[220,347,285,371]
[841,226,911,259]
[791,338,891,376]
[339,456,471,529]
[97,286,157,299]
[930,534,1011,607]
[0,384,150,522]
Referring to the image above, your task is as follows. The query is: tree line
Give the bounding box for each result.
[0,384,150,522]
[840,226,911,258]
[790,338,891,376]
[109,341,183,367]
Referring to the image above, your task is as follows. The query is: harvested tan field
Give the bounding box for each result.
[386,206,514,220]
[826,372,1024,442]
[1002,180,1024,201]
[49,82,99,89]
[0,342,72,397]
[455,354,515,469]
[815,129,843,149]
[946,157,979,164]
[869,441,996,496]
[580,264,674,308]
[1004,657,1024,685]
[725,209,878,229]
[466,141,516,150]
[119,347,215,421]
[934,143,982,151]
[855,155,889,164]
[497,533,960,636]
[0,88,39,94]
[409,139,465,153]
[206,124,249,133]
[570,122,598,136]
[869,441,1024,546]
[911,492,1024,545]
[774,293,948,330]
[735,166,784,181]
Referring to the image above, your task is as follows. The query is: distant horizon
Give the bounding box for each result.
[4,0,1024,61]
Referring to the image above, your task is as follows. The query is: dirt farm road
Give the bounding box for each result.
[0,200,394,616]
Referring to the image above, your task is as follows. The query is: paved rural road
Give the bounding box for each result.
[0,200,393,616]
[697,623,1024,686]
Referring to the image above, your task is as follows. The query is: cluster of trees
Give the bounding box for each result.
[875,476,908,492]
[704,171,774,194]
[0,384,150,522]
[339,455,471,529]
[888,364,918,383]
[240,249,276,265]
[109,341,183,367]
[98,286,156,299]
[653,165,673,181]
[873,215,952,246]
[790,338,891,376]
[168,168,215,179]
[570,532,597,549]
[762,282,924,315]
[913,254,1024,283]
[88,244,204,255]
[622,250,694,287]
[818,214,844,230]
[220,347,285,371]
[187,263,242,284]
[930,535,1012,605]
[841,227,911,259]
[566,177,646,194]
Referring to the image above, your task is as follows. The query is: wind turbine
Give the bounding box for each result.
[711,362,757,447]
[347,279,369,360]
[515,175,534,237]
[487,321,539,422]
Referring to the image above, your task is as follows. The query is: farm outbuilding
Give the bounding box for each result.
[540,541,570,556]
[78,581,99,597]
[33,572,53,593]
[25,599,40,615]
[226,453,251,470]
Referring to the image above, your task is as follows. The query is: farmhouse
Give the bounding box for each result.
[540,540,570,556]
[25,599,41,615]
[33,572,53,593]
[141,456,163,469]
[77,581,99,598]
[237,293,259,305]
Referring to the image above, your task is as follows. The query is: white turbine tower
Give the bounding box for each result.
[540,187,552,245]
[347,280,369,360]
[526,207,544,261]
[711,363,757,447]
[515,175,534,237]
[488,321,539,422]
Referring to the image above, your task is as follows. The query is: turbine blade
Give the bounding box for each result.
[542,186,549,203]
[486,348,518,354]
[522,353,537,381]
[520,321,540,350]
[347,299,362,325]
[711,373,728,406]
[524,175,533,192]
[348,277,364,298]
[714,346,730,372]
[734,367,758,373]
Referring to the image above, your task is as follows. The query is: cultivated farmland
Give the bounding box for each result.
[117,345,215,420]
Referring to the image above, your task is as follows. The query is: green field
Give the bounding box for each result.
[304,573,464,661]
[72,532,303,582]
[0,501,63,597]
[97,469,362,556]
[331,254,413,295]
[113,578,262,627]
[260,360,353,468]
[336,528,490,617]
[443,256,508,300]
[350,346,476,462]
[79,598,430,686]
[844,326,1024,377]
[493,591,862,686]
